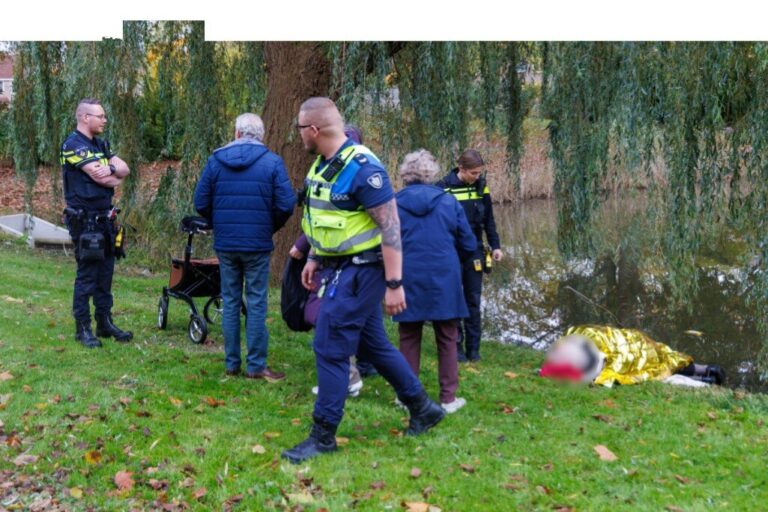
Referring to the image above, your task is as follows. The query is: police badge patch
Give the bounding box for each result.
[76,147,88,158]
[366,173,383,189]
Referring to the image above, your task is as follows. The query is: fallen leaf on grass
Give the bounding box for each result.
[291,418,302,426]
[0,393,11,410]
[69,487,83,499]
[179,477,195,488]
[459,463,476,473]
[263,431,280,440]
[504,372,518,379]
[28,498,52,511]
[674,474,690,485]
[84,450,102,464]
[536,485,551,495]
[335,436,350,446]
[402,502,441,512]
[553,507,575,512]
[193,487,207,500]
[0,371,13,381]
[169,397,183,407]
[3,296,23,303]
[148,478,168,490]
[251,444,266,454]
[119,397,132,406]
[498,403,518,415]
[665,506,685,512]
[223,494,243,511]
[707,411,717,420]
[594,445,618,461]
[464,366,480,374]
[541,463,554,472]
[592,414,613,424]
[204,396,225,408]
[22,385,32,393]
[598,399,617,408]
[13,454,38,466]
[114,470,135,491]
[287,491,314,504]
[370,480,386,490]
[410,467,422,478]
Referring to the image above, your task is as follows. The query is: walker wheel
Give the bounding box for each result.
[204,296,223,324]
[188,314,208,344]
[157,296,168,329]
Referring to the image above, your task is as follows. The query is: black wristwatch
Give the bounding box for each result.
[108,164,117,175]
[385,279,403,289]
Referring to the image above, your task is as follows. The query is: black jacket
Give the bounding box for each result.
[436,168,501,251]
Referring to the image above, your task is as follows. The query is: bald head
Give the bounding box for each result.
[299,97,344,134]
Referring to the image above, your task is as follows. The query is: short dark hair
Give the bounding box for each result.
[457,149,484,170]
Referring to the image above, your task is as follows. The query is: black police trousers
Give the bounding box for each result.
[69,221,115,323]
[458,250,484,356]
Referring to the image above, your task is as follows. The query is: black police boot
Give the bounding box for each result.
[96,314,133,342]
[401,390,445,436]
[75,320,102,349]
[704,365,726,385]
[281,416,338,464]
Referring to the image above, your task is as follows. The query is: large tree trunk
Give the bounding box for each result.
[262,42,332,284]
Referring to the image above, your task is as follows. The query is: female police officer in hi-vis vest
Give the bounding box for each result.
[436,149,503,362]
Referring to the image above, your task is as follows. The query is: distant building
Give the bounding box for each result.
[0,54,14,105]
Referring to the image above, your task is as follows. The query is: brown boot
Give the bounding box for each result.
[245,367,285,382]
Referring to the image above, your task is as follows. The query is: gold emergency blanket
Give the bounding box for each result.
[566,325,693,387]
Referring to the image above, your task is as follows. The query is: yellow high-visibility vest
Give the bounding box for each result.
[302,145,383,256]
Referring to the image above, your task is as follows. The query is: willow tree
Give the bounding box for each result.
[10,43,38,216]
[541,42,768,360]
[259,41,528,280]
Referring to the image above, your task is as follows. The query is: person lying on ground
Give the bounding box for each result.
[540,324,725,387]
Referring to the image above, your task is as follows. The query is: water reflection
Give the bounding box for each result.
[485,197,767,391]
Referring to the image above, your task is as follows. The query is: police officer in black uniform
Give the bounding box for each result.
[61,98,133,348]
[436,149,503,361]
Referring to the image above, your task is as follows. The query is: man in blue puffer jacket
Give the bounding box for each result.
[194,113,296,380]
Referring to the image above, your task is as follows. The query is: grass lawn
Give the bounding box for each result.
[0,237,767,511]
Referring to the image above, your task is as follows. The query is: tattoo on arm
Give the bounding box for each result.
[367,199,402,251]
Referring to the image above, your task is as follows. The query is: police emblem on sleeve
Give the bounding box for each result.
[366,173,383,189]
[76,147,88,158]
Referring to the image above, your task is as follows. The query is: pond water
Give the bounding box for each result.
[484,197,767,392]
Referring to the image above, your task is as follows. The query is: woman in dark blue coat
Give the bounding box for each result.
[394,150,477,413]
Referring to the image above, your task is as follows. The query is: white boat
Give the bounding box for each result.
[0,213,73,248]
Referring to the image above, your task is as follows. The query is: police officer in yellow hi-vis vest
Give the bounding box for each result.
[60,98,133,348]
[281,97,444,464]
[436,149,503,362]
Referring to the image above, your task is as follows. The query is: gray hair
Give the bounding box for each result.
[399,149,441,184]
[235,113,265,141]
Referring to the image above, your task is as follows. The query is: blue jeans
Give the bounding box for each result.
[217,250,271,373]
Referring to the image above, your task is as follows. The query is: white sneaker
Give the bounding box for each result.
[348,379,363,397]
[312,379,364,398]
[441,397,466,414]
